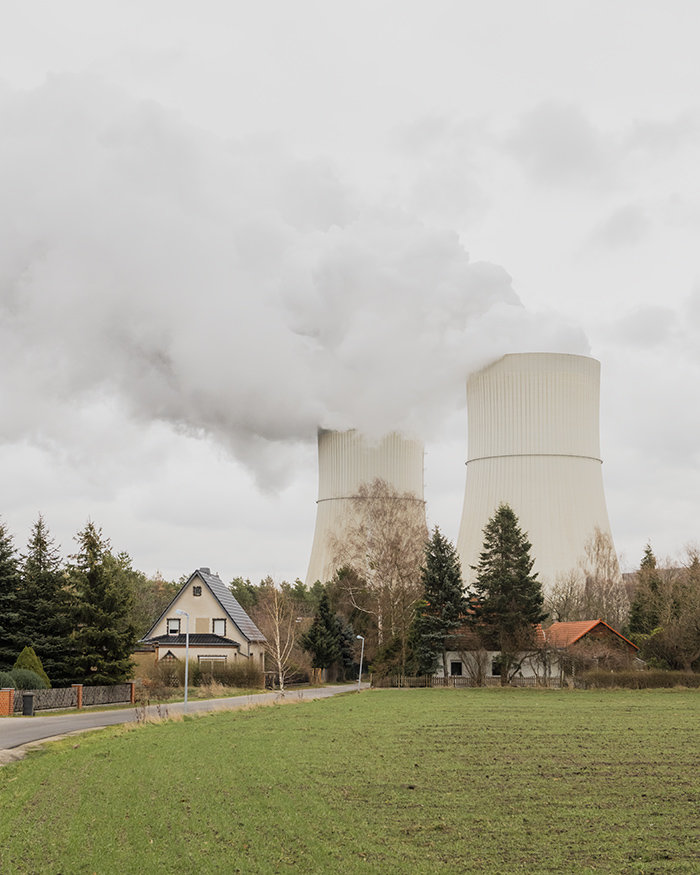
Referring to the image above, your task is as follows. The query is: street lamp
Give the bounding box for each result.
[356,635,365,692]
[175,609,190,711]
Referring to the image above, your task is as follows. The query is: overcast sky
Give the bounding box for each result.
[1,1,699,582]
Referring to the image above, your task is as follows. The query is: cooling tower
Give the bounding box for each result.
[457,353,617,593]
[305,429,426,585]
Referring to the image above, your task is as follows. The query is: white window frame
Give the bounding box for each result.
[167,618,181,635]
[212,618,226,637]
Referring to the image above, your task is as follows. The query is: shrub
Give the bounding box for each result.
[141,657,264,691]
[581,669,700,689]
[10,668,49,690]
[13,646,51,688]
[0,670,15,688]
[201,661,264,689]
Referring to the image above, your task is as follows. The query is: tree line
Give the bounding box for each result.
[0,515,178,686]
[293,480,700,681]
[3,484,698,690]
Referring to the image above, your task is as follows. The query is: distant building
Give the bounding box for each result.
[457,353,619,595]
[140,567,266,673]
[305,428,426,585]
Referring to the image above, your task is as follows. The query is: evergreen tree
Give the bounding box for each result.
[301,592,341,675]
[13,645,51,688]
[470,504,547,685]
[69,521,136,685]
[413,527,466,677]
[335,616,357,681]
[0,521,21,670]
[17,515,74,685]
[629,543,662,636]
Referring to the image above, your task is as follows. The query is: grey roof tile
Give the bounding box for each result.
[197,569,266,642]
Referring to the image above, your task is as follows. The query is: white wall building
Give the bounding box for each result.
[457,353,618,594]
[305,428,426,585]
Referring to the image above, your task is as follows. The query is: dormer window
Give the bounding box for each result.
[213,618,226,637]
[167,618,181,635]
[193,585,202,597]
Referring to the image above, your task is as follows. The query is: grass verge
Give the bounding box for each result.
[0,688,698,874]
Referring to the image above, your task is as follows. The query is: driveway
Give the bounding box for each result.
[0,684,368,763]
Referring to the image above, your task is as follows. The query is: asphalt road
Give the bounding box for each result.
[0,684,367,760]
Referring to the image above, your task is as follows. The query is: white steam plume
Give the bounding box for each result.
[0,76,588,484]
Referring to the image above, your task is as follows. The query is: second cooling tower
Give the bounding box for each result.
[457,353,617,592]
[305,429,426,585]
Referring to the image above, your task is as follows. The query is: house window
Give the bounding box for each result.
[193,585,202,597]
[450,661,463,676]
[491,658,502,677]
[199,655,227,674]
[212,619,226,637]
[167,618,181,635]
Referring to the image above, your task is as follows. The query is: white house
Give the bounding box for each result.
[140,567,266,672]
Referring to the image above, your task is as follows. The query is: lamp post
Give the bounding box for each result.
[356,635,365,692]
[175,609,189,711]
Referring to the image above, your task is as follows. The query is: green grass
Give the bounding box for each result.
[1,688,698,874]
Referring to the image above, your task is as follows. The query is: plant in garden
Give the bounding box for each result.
[10,667,48,690]
[13,645,51,688]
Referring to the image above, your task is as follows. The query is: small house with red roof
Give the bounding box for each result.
[437,619,638,684]
[546,619,638,673]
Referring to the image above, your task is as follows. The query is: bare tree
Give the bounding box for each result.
[457,647,489,686]
[547,529,629,629]
[331,478,426,671]
[578,527,629,629]
[545,570,586,622]
[251,584,301,692]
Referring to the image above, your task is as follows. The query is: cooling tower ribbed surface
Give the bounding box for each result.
[457,353,617,592]
[305,429,426,585]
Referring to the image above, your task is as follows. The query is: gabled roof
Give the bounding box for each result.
[141,567,266,643]
[546,619,638,651]
[197,568,266,642]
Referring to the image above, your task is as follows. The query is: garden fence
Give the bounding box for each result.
[11,683,135,713]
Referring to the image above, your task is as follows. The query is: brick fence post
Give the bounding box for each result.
[0,688,14,717]
[71,684,83,709]
[129,681,136,704]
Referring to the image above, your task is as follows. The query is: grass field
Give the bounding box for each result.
[1,688,698,874]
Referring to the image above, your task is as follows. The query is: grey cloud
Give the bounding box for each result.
[587,203,651,249]
[625,111,700,157]
[506,101,617,188]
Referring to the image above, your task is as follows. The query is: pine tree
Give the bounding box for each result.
[629,543,662,636]
[301,592,341,675]
[413,527,466,677]
[335,616,357,681]
[17,515,74,685]
[68,521,136,685]
[470,504,547,685]
[0,521,21,670]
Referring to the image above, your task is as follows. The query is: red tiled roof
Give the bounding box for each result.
[546,620,638,650]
